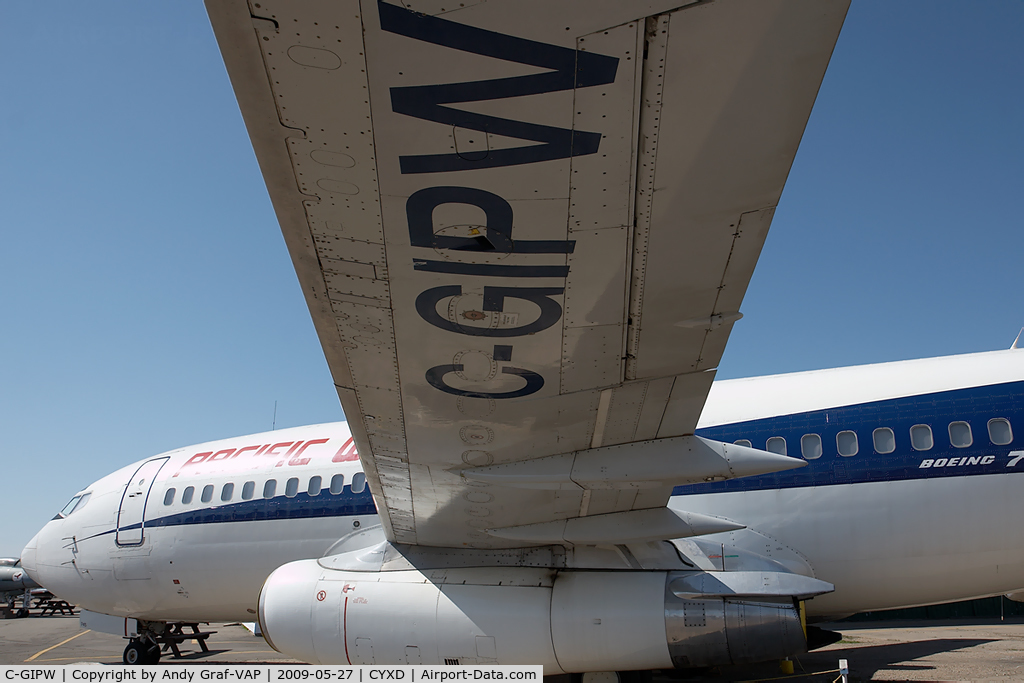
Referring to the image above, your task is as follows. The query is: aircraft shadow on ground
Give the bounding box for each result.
[796,638,996,680]
[155,639,998,675]
[158,649,230,663]
[97,639,995,674]
[658,637,999,681]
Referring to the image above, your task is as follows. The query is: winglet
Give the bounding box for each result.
[1012,328,1024,349]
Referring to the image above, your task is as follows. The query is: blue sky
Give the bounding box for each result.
[1,1,1022,556]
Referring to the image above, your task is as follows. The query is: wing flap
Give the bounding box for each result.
[627,2,845,382]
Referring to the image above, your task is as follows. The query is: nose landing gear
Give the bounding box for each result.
[123,638,161,665]
[121,621,216,664]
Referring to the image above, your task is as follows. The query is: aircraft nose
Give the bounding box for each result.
[21,531,40,580]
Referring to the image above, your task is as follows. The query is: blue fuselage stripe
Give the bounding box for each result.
[109,486,378,539]
[112,381,1024,535]
[675,380,1024,496]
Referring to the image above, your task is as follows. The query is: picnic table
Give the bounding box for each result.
[158,622,218,657]
[37,599,76,616]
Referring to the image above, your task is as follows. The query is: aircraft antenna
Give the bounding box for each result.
[272,400,278,430]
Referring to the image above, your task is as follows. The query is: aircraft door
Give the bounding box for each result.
[116,458,169,546]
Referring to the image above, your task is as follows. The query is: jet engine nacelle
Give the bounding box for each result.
[0,566,38,593]
[259,560,815,672]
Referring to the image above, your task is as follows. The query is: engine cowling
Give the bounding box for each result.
[259,560,820,672]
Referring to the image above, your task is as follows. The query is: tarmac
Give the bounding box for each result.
[5,613,1024,681]
[0,615,299,665]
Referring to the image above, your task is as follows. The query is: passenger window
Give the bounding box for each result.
[837,431,859,457]
[330,474,345,494]
[263,480,277,499]
[182,486,194,504]
[948,421,973,449]
[910,424,934,451]
[221,483,234,502]
[241,481,255,500]
[766,437,787,455]
[308,476,322,496]
[163,488,176,506]
[734,439,752,448]
[873,428,896,454]
[800,434,822,460]
[201,485,214,504]
[285,478,299,498]
[989,418,1013,445]
[351,472,366,494]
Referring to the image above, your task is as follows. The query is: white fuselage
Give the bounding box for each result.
[22,349,1024,622]
[22,424,377,622]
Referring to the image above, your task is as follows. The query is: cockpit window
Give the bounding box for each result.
[54,493,91,520]
[56,496,81,519]
[75,493,91,513]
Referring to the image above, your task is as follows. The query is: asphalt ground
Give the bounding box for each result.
[0,615,299,665]
[5,614,1024,680]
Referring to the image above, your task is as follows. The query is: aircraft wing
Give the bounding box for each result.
[206,0,848,547]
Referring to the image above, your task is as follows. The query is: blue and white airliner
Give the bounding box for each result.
[20,0,1023,673]
[23,347,1024,664]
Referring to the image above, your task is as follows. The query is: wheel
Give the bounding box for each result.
[123,641,145,665]
[145,644,162,664]
[15,608,28,619]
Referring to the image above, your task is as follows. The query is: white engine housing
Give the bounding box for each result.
[259,560,808,672]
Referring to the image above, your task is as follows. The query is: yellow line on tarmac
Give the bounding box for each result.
[25,629,92,662]
[35,656,109,663]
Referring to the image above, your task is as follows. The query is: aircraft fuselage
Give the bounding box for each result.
[22,349,1024,623]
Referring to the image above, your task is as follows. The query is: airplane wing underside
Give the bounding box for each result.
[206,0,849,548]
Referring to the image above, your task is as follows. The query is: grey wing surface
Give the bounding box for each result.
[205,0,849,547]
